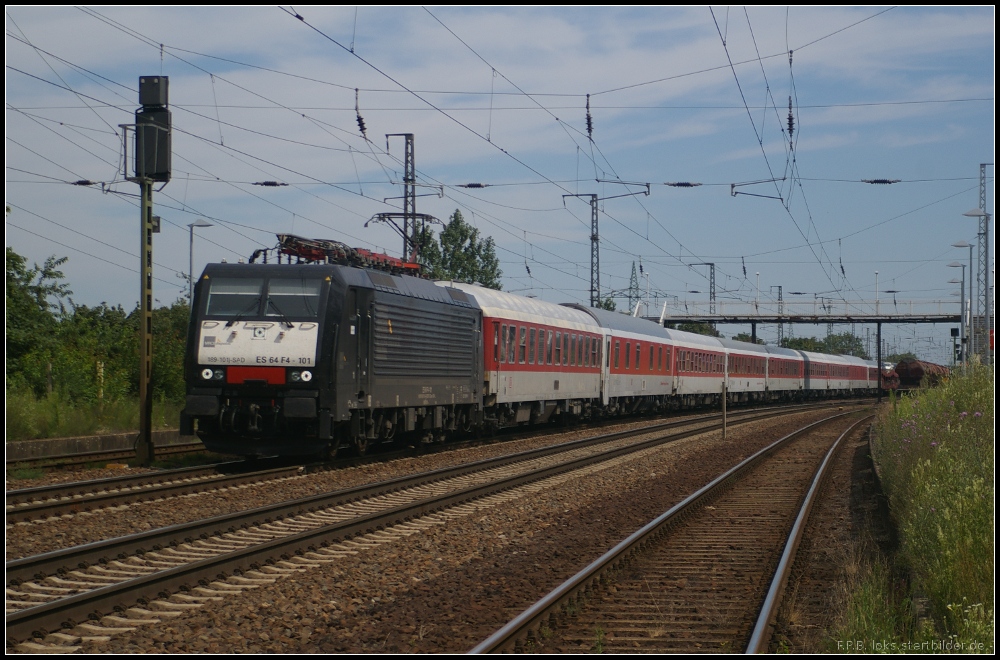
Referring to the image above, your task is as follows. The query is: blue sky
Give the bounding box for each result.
[5,6,995,363]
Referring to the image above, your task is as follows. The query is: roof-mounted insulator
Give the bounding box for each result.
[355,88,367,140]
[585,93,593,140]
[861,179,901,185]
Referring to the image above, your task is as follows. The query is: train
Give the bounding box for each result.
[180,235,882,458]
[894,358,949,390]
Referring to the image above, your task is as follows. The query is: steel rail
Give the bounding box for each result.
[744,415,873,653]
[469,410,860,653]
[5,402,848,586]
[5,406,774,585]
[5,464,307,524]
[5,406,820,643]
[6,442,209,471]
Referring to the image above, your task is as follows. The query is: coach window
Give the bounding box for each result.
[528,328,536,364]
[500,325,508,363]
[623,342,631,370]
[519,326,527,364]
[614,341,620,369]
[577,335,584,366]
[582,337,589,367]
[538,328,545,364]
[635,343,641,371]
[554,332,562,366]
[546,330,553,365]
[562,333,569,366]
[569,334,576,367]
[508,327,517,364]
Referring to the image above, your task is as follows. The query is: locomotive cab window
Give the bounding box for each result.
[205,277,264,317]
[266,278,322,318]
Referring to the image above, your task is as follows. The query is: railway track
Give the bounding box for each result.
[471,412,871,654]
[5,461,310,524]
[6,401,863,526]
[6,442,212,472]
[5,404,830,650]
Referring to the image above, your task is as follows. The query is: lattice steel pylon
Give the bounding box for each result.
[628,261,640,314]
[387,133,415,260]
[693,262,716,314]
[965,163,994,364]
[977,163,992,364]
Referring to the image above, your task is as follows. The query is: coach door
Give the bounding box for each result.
[601,334,611,406]
[489,320,501,397]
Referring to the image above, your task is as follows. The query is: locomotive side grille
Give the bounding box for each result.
[372,298,476,378]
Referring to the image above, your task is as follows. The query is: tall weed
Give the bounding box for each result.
[5,386,183,442]
[868,364,994,648]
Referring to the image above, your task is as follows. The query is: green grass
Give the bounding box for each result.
[7,464,46,481]
[5,388,184,442]
[835,364,994,653]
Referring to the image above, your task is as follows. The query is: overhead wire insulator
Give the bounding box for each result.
[664,182,702,187]
[861,179,901,185]
[355,88,368,140]
[585,93,593,140]
[459,183,488,188]
[787,96,795,149]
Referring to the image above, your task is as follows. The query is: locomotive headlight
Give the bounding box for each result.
[213,369,225,381]
[289,371,301,382]
[201,368,214,380]
[300,370,312,382]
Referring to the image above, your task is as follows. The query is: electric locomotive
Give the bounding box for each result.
[180,236,482,457]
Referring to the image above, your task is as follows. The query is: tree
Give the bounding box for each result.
[781,336,826,353]
[6,248,72,394]
[595,297,616,312]
[732,332,765,345]
[419,210,502,289]
[885,351,917,365]
[781,333,870,359]
[667,321,722,338]
[823,332,869,359]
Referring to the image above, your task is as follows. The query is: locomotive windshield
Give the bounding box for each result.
[205,277,263,316]
[266,278,322,318]
[203,276,323,319]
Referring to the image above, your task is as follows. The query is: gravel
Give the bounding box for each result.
[5,416,710,560]
[83,409,835,654]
